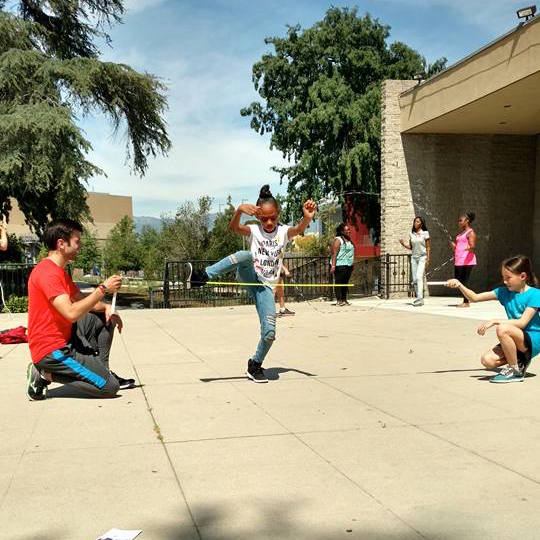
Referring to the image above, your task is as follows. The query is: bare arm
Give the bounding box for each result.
[446,279,496,303]
[229,204,258,237]
[53,289,107,323]
[330,238,340,273]
[467,230,477,251]
[52,276,122,323]
[399,237,411,250]
[478,307,538,335]
[73,290,109,313]
[0,219,7,251]
[426,238,431,266]
[287,200,317,239]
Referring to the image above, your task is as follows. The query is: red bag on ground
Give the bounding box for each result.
[0,326,28,344]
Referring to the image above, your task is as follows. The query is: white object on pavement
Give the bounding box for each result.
[96,528,142,540]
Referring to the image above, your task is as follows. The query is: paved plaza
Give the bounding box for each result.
[1,296,540,540]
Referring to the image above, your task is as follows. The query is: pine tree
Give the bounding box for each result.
[0,1,171,236]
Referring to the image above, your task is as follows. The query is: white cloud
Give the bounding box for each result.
[385,0,525,33]
[82,0,526,218]
[84,123,288,216]
[123,0,168,15]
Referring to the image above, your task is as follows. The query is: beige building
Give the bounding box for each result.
[381,14,540,292]
[9,192,133,255]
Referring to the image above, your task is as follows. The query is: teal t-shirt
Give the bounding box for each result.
[335,237,354,266]
[493,286,540,358]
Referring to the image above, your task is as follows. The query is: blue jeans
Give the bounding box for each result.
[205,251,276,364]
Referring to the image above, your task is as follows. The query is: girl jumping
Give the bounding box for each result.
[446,255,540,383]
[189,185,316,383]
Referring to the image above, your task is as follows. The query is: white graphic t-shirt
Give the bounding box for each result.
[248,223,290,287]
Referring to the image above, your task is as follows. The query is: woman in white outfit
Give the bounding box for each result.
[400,216,430,306]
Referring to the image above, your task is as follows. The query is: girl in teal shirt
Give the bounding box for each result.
[330,223,355,306]
[446,255,540,383]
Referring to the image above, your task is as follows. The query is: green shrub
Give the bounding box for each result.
[2,295,28,313]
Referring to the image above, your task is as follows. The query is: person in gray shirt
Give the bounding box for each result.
[400,216,431,306]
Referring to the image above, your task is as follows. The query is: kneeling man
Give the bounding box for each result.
[27,219,134,400]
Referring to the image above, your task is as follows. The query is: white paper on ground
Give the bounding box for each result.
[96,529,142,540]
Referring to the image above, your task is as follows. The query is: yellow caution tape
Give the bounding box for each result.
[206,281,354,287]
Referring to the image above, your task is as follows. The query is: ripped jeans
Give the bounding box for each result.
[205,251,276,364]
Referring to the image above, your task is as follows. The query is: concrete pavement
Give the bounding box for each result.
[1,296,539,539]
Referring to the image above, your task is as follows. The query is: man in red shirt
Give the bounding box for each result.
[27,219,133,400]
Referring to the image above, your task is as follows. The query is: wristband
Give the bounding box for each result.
[97,283,108,294]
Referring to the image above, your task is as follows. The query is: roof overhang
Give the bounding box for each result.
[400,16,540,134]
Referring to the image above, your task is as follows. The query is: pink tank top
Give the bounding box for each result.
[454,229,477,266]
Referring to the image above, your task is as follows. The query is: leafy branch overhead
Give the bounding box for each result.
[241,7,446,233]
[0,1,171,236]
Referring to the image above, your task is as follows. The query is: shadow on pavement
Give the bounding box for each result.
[417,368,487,374]
[147,501,471,540]
[263,366,317,380]
[45,386,122,399]
[200,367,317,383]
[471,372,536,381]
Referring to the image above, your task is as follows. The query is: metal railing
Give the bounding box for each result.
[161,255,383,309]
[0,263,35,299]
[380,253,413,299]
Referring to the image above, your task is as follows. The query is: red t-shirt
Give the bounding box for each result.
[27,259,79,363]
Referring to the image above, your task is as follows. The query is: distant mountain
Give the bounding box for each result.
[133,213,317,234]
[134,214,218,233]
[133,216,163,233]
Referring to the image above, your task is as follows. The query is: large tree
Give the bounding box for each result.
[160,196,212,261]
[0,1,170,236]
[76,227,101,273]
[205,196,243,260]
[241,7,445,235]
[103,215,141,273]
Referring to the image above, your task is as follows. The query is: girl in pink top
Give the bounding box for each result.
[450,212,477,307]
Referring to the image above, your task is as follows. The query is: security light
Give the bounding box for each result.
[517,5,536,21]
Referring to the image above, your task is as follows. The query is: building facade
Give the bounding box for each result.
[381,16,540,292]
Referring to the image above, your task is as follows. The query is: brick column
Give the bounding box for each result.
[380,80,417,255]
[534,135,540,275]
[380,80,416,297]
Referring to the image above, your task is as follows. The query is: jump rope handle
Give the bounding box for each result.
[111,292,117,314]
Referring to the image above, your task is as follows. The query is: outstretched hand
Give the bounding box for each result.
[303,199,317,220]
[477,320,496,336]
[445,279,461,288]
[239,204,261,217]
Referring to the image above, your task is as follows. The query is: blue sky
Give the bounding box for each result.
[81,0,527,217]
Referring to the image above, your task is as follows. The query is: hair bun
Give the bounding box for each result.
[259,184,272,199]
[466,212,476,223]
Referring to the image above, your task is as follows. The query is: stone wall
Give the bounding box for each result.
[381,80,538,294]
[380,80,416,257]
[534,135,540,274]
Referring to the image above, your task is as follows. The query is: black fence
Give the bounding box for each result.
[161,255,384,309]
[0,256,412,310]
[380,253,413,299]
[0,263,35,298]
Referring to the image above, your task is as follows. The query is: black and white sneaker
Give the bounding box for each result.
[246,359,268,383]
[26,362,48,401]
[186,263,209,289]
[111,371,136,389]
